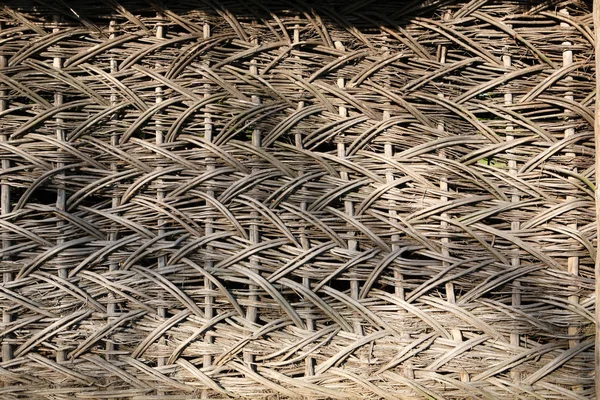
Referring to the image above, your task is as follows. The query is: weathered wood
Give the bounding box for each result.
[0,1,595,398]
[594,1,600,398]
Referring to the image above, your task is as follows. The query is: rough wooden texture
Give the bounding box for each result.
[0,0,596,398]
[593,0,600,397]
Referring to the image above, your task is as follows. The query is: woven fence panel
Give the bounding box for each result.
[0,0,596,398]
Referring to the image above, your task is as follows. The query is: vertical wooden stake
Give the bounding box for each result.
[293,18,315,377]
[202,22,215,399]
[559,14,583,386]
[244,23,261,371]
[593,1,600,397]
[504,47,522,383]
[438,10,467,382]
[154,16,167,396]
[334,40,363,337]
[0,21,13,365]
[53,14,68,364]
[106,18,119,362]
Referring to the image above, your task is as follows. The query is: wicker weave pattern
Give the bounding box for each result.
[0,1,596,398]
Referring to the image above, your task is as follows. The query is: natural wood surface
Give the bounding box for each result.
[0,1,596,398]
[594,0,600,398]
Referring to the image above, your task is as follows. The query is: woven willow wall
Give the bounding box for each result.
[0,0,596,398]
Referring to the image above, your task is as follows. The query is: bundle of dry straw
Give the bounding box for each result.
[0,0,596,398]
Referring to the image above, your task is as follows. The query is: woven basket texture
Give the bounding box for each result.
[0,0,596,398]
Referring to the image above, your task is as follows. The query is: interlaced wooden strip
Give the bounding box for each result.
[0,0,596,398]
